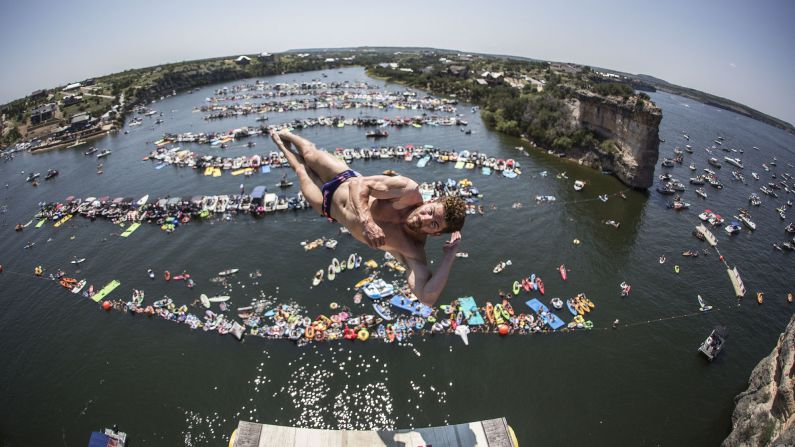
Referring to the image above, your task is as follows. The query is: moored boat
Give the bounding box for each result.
[698,326,727,361]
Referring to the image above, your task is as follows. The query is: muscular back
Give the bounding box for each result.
[330,182,427,262]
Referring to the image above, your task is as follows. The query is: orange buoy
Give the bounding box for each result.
[498,324,510,335]
[102,301,112,311]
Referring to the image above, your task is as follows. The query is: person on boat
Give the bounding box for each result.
[270,129,465,306]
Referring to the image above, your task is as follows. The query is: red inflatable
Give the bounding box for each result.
[498,324,510,335]
[102,301,112,311]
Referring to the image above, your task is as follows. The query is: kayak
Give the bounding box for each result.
[502,299,515,317]
[485,302,495,324]
[559,264,567,281]
[493,304,505,324]
[354,276,373,289]
[327,264,336,281]
[535,277,545,295]
[207,295,230,303]
[312,270,323,286]
[565,299,578,316]
[218,268,239,276]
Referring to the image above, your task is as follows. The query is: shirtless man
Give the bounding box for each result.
[270,130,466,306]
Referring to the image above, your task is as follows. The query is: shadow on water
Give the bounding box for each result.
[376,424,478,447]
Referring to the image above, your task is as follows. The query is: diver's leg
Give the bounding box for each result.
[270,131,322,214]
[277,130,350,183]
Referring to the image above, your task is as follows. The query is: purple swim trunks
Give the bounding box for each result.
[320,169,360,221]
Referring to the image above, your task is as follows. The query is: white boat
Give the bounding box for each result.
[200,294,211,308]
[312,270,323,286]
[454,324,470,345]
[136,194,149,206]
[492,260,512,274]
[724,157,744,169]
[71,279,86,294]
[218,268,239,276]
[96,149,112,158]
[724,221,742,235]
[263,193,278,212]
[697,294,713,312]
[207,295,230,302]
[699,326,727,361]
[362,279,395,300]
[70,257,86,264]
[737,214,756,230]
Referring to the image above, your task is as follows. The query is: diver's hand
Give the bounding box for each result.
[443,231,461,255]
[362,219,386,248]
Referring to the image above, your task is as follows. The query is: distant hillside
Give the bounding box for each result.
[630,73,794,134]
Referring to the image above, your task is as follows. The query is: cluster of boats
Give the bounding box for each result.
[197,90,460,121]
[207,80,383,102]
[31,188,313,228]
[145,143,524,179]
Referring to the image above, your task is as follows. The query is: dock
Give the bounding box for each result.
[727,266,746,298]
[230,418,517,447]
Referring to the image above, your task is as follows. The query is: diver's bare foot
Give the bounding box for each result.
[269,129,282,146]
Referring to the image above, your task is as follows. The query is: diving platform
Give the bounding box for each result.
[230,417,517,447]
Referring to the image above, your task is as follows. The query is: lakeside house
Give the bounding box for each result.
[62,95,81,106]
[30,89,47,100]
[70,112,92,131]
[480,71,504,85]
[446,65,469,78]
[30,103,56,125]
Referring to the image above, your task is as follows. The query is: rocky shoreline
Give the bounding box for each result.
[723,314,795,446]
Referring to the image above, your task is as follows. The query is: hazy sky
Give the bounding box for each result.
[2,0,793,124]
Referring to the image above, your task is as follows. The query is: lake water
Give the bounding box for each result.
[1,67,793,446]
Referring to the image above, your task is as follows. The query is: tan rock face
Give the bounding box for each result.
[723,314,795,447]
[575,92,662,189]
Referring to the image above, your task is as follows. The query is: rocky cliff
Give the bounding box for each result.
[571,91,661,189]
[723,314,795,447]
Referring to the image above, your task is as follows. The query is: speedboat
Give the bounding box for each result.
[699,326,727,361]
[725,221,742,235]
[573,180,586,191]
[26,172,40,182]
[362,279,395,300]
[44,169,59,180]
